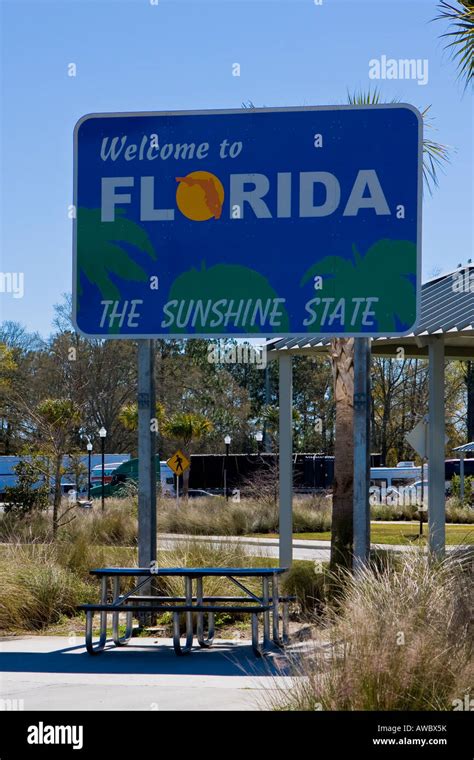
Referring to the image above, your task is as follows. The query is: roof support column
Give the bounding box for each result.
[459,451,465,501]
[427,337,445,558]
[278,354,293,568]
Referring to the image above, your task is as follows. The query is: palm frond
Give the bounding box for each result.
[434,1,474,88]
[419,105,451,194]
[347,88,398,105]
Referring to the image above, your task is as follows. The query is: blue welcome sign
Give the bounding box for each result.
[73,105,421,338]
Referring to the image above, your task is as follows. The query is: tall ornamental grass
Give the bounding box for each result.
[272,550,473,711]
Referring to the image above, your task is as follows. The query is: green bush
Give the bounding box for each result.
[282,561,327,615]
[0,544,90,630]
[450,475,474,506]
[3,459,50,516]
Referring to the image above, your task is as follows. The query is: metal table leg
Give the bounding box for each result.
[173,576,194,656]
[85,576,108,655]
[112,576,133,646]
[196,577,214,648]
[282,600,290,645]
[251,613,263,657]
[271,572,284,647]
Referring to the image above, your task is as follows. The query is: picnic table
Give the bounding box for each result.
[79,567,291,657]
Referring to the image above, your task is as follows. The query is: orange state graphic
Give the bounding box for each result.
[175,171,224,221]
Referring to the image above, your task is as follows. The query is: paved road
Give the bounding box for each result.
[0,636,292,711]
[157,533,469,561]
[158,533,331,561]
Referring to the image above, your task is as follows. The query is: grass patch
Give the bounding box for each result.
[252,523,474,545]
[271,550,474,711]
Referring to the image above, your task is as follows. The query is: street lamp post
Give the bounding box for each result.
[99,427,107,511]
[86,441,93,500]
[224,435,231,501]
[255,430,263,454]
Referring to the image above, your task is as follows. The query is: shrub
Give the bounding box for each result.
[446,498,474,523]
[3,459,50,516]
[0,544,90,630]
[272,549,474,711]
[450,474,474,505]
[281,562,327,615]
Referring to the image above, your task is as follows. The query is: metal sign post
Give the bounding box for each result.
[138,340,157,574]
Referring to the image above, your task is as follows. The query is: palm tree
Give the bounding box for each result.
[118,401,166,457]
[435,1,474,88]
[260,404,300,449]
[330,338,355,570]
[118,402,165,431]
[329,90,449,571]
[162,412,213,497]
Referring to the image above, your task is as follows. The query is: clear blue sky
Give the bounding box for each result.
[0,0,472,336]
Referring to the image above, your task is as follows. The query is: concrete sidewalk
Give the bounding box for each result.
[0,636,292,711]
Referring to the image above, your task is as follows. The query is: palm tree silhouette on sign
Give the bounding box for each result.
[77,207,157,303]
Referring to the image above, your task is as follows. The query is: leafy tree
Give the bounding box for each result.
[3,458,49,515]
[463,361,474,440]
[31,399,82,536]
[0,342,19,454]
[259,404,301,450]
[162,412,213,497]
[118,401,166,457]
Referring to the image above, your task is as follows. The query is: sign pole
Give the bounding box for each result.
[138,340,157,576]
[353,337,371,570]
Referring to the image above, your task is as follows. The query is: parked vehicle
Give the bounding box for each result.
[0,454,130,498]
[370,463,422,490]
[90,457,175,499]
[90,462,124,487]
[187,489,220,499]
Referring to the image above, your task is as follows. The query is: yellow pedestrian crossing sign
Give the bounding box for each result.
[167,449,190,476]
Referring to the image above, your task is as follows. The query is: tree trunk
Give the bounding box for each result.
[330,337,354,572]
[52,455,62,538]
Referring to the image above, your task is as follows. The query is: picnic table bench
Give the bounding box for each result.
[79,567,291,657]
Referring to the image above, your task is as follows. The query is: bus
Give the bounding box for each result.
[370,462,422,489]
